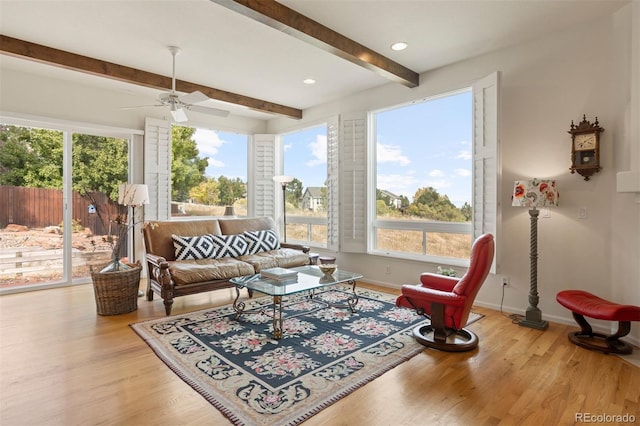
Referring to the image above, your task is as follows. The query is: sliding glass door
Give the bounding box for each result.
[0,122,130,292]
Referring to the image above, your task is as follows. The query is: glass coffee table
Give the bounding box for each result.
[230,265,363,339]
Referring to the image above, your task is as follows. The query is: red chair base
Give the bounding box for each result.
[412,324,479,352]
[568,329,634,355]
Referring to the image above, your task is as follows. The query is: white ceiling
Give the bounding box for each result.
[0,0,629,120]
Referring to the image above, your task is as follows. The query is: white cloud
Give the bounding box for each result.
[194,129,225,156]
[456,150,472,160]
[377,173,419,197]
[377,143,410,165]
[284,143,293,152]
[429,169,444,177]
[194,129,226,170]
[454,168,471,177]
[305,134,327,166]
[424,178,452,192]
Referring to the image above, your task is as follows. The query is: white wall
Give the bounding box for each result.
[268,5,639,343]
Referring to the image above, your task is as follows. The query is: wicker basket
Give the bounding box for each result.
[91,262,142,315]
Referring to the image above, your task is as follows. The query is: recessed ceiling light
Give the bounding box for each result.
[303,78,316,85]
[391,42,408,51]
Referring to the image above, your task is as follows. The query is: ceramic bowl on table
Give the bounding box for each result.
[318,264,337,275]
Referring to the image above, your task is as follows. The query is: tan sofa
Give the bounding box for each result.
[142,216,310,315]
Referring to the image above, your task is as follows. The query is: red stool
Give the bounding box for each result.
[556,290,640,355]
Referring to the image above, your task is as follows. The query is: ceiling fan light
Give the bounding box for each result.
[171,108,188,122]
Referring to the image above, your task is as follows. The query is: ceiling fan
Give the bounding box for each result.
[124,46,229,122]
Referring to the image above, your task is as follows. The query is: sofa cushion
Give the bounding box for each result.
[244,229,280,254]
[210,234,249,258]
[172,234,215,260]
[168,258,255,285]
[238,248,310,272]
[218,217,277,235]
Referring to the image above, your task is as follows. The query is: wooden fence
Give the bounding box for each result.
[0,185,122,235]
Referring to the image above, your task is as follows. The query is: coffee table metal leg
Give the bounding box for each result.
[272,296,283,340]
[232,286,246,319]
[346,279,359,312]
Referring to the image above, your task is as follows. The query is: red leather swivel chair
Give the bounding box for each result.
[396,233,494,352]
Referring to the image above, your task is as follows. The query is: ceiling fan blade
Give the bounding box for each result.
[187,104,230,118]
[158,92,173,103]
[179,90,209,105]
[120,104,163,110]
[171,107,188,122]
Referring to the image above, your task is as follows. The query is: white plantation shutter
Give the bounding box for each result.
[472,71,501,273]
[144,117,171,221]
[249,134,276,219]
[340,113,367,253]
[326,116,340,251]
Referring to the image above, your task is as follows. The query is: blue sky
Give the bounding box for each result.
[193,89,472,207]
[193,128,248,181]
[375,90,472,207]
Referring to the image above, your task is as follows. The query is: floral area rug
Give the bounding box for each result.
[131,285,479,425]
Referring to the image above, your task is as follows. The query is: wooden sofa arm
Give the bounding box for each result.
[145,253,173,288]
[281,242,310,253]
[146,253,168,268]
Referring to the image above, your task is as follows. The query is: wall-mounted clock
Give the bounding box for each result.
[568,115,604,181]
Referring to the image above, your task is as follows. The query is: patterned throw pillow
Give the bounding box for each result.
[172,234,215,260]
[210,234,249,258]
[244,229,280,255]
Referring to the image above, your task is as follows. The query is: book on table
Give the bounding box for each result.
[260,267,298,281]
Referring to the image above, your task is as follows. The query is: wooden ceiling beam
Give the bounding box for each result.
[0,35,303,119]
[212,0,419,88]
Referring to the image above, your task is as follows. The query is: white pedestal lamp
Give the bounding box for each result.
[118,183,150,263]
[511,179,559,331]
[273,175,294,242]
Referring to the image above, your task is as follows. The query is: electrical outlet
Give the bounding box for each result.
[578,206,588,219]
[502,276,509,287]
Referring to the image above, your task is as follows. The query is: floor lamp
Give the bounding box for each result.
[272,175,294,242]
[118,184,150,296]
[512,179,559,331]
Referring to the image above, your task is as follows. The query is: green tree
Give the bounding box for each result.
[286,177,303,207]
[376,189,391,207]
[218,176,246,206]
[0,125,128,200]
[411,186,465,222]
[172,126,208,202]
[72,134,128,200]
[0,125,64,189]
[189,178,220,205]
[460,202,472,221]
[377,199,390,216]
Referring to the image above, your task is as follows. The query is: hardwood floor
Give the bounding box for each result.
[1,281,638,426]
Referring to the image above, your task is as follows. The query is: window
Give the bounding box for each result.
[372,90,473,261]
[365,71,499,270]
[282,124,328,246]
[170,125,248,218]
